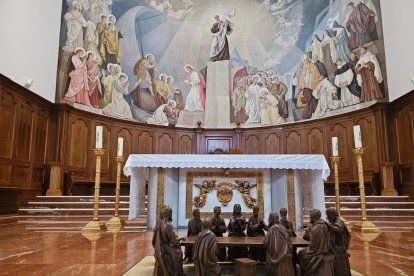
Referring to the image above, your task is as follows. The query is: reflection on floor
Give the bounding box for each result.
[0,217,413,275]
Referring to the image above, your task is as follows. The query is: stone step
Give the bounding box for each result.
[340,215,414,222]
[324,196,411,203]
[325,201,414,209]
[27,201,131,208]
[338,209,414,216]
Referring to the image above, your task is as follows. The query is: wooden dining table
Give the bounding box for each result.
[180,236,309,248]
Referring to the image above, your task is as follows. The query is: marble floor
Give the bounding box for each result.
[0,216,413,276]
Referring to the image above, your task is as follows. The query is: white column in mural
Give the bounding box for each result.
[204,60,231,128]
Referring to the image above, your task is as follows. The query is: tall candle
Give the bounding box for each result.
[96,126,103,149]
[117,137,124,157]
[353,125,362,148]
[332,137,339,156]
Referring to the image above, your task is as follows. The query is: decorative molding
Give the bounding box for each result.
[287,169,296,229]
[156,168,165,219]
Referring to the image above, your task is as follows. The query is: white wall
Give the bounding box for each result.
[381,0,414,101]
[0,0,62,102]
[0,0,412,103]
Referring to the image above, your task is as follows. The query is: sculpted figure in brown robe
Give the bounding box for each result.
[193,220,221,276]
[247,206,268,262]
[263,213,295,276]
[279,208,297,237]
[210,206,227,261]
[299,208,335,276]
[227,203,248,260]
[152,205,185,276]
[184,208,203,262]
[326,208,351,276]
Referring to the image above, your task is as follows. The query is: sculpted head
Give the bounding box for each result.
[162,205,173,222]
[233,204,241,215]
[213,206,221,216]
[268,212,279,226]
[326,207,338,223]
[309,208,322,224]
[193,208,201,221]
[202,219,212,230]
[279,208,288,217]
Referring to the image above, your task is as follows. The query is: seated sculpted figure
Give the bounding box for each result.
[210,206,227,261]
[326,207,351,276]
[227,203,248,260]
[247,205,268,262]
[193,220,221,276]
[184,208,203,262]
[152,205,185,276]
[263,213,295,276]
[279,208,297,237]
[299,209,335,276]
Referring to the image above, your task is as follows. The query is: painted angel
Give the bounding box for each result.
[235,180,257,208]
[193,180,216,208]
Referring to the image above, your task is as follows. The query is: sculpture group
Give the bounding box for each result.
[152,205,351,275]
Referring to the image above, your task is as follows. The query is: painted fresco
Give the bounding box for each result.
[56,0,387,127]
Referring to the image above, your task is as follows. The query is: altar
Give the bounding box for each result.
[123,154,330,230]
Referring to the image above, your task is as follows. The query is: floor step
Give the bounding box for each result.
[325,201,414,209]
[325,196,411,203]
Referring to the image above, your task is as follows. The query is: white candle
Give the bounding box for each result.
[353,125,362,148]
[96,126,103,149]
[117,137,124,157]
[332,137,339,156]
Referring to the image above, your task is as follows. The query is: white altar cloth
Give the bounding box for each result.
[124,154,330,228]
[124,154,330,180]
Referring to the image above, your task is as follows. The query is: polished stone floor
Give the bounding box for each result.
[0,216,413,276]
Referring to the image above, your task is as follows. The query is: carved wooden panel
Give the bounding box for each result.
[355,117,377,171]
[138,131,153,153]
[306,127,324,154]
[16,102,34,161]
[0,92,17,158]
[265,133,280,154]
[0,165,11,183]
[395,109,414,164]
[68,119,88,168]
[179,135,193,154]
[31,168,45,188]
[33,110,49,164]
[244,135,260,154]
[329,122,350,173]
[158,133,173,154]
[286,131,301,154]
[14,165,29,186]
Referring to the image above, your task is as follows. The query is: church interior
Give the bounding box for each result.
[0,0,414,275]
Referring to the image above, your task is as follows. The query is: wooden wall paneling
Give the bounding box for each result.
[264,133,281,154]
[66,117,89,178]
[31,108,50,189]
[137,131,154,153]
[354,116,379,173]
[158,133,174,154]
[243,134,260,154]
[0,91,17,186]
[305,127,325,155]
[178,134,193,154]
[285,130,302,154]
[329,122,352,180]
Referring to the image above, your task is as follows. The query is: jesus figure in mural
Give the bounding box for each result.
[209,11,235,62]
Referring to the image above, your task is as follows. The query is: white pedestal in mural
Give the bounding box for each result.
[176,110,204,128]
[204,60,231,128]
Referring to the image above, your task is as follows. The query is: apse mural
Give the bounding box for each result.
[56,0,387,127]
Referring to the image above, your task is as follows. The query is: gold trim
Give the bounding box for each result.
[186,171,264,219]
[156,168,165,219]
[287,169,296,229]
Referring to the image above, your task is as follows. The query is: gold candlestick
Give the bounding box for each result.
[331,156,349,226]
[82,148,107,235]
[106,156,126,231]
[352,148,380,234]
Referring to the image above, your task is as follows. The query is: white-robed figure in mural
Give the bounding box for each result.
[183,64,205,112]
[146,100,178,126]
[103,72,133,120]
[259,87,284,125]
[63,47,92,106]
[209,10,235,62]
[64,1,87,52]
[334,59,360,107]
[312,78,342,118]
[245,75,261,124]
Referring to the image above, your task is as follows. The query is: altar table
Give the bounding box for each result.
[123,154,330,229]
